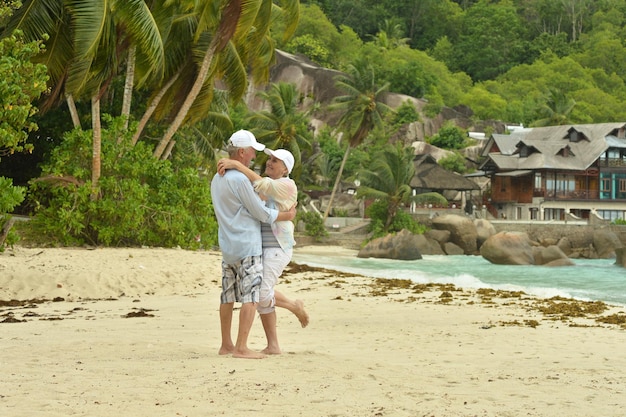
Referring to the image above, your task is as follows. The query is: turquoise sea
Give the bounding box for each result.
[291,251,626,307]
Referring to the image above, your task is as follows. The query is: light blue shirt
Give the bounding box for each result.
[211,170,278,264]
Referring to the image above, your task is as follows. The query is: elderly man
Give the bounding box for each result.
[210,129,295,359]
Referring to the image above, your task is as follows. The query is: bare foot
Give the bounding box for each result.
[218,344,235,355]
[294,299,309,328]
[232,348,266,359]
[261,346,282,355]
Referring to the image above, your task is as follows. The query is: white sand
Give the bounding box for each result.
[1,245,625,416]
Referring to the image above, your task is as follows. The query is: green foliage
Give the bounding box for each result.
[392,100,420,127]
[26,117,217,248]
[0,176,25,250]
[0,3,47,250]
[438,152,468,174]
[532,87,577,127]
[357,143,416,233]
[333,208,349,217]
[276,4,362,70]
[413,192,448,207]
[285,34,331,67]
[365,200,426,240]
[427,123,468,150]
[0,177,24,213]
[377,49,436,98]
[460,84,509,121]
[0,28,48,157]
[316,129,362,184]
[613,218,626,225]
[246,82,313,185]
[454,0,530,81]
[296,211,328,240]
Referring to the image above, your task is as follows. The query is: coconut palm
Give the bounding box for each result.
[151,0,301,159]
[356,143,415,232]
[246,81,312,181]
[4,0,165,195]
[5,0,164,113]
[532,87,576,127]
[174,89,234,173]
[323,59,393,220]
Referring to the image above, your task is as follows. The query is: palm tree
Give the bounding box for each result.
[356,143,415,232]
[4,0,165,196]
[152,0,300,159]
[246,82,312,180]
[532,87,576,127]
[323,59,393,220]
[175,89,234,173]
[372,19,410,50]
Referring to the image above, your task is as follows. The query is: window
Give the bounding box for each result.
[601,178,611,192]
[566,129,588,143]
[620,179,626,193]
[520,146,529,157]
[530,207,538,220]
[557,145,575,157]
[534,172,542,189]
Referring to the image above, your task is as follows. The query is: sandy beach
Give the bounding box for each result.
[1,245,625,417]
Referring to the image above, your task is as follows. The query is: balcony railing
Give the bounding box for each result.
[534,189,600,200]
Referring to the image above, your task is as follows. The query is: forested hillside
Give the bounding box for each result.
[279,0,626,126]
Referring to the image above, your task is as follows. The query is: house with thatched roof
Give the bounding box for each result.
[410,154,480,210]
[479,123,626,221]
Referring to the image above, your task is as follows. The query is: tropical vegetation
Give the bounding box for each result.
[4,0,626,247]
[357,143,426,238]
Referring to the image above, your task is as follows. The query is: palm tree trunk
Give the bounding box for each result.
[66,94,81,129]
[152,0,242,159]
[323,145,351,221]
[162,139,176,160]
[91,95,101,201]
[384,202,398,232]
[120,45,136,135]
[152,40,218,159]
[131,70,181,146]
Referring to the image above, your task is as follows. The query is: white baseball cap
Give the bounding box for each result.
[227,129,265,151]
[264,148,294,175]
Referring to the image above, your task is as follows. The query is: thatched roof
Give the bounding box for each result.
[410,154,480,191]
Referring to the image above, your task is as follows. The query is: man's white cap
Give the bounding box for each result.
[264,148,294,175]
[227,129,265,151]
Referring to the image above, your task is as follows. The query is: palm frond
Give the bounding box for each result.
[115,0,165,84]
[272,0,299,42]
[65,0,107,94]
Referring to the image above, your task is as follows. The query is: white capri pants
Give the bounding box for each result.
[257,247,292,314]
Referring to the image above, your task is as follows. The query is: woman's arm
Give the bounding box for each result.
[217,158,262,182]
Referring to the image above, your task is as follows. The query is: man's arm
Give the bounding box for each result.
[276,204,297,222]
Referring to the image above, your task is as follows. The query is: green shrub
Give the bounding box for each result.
[25,117,218,248]
[365,200,426,240]
[427,122,469,150]
[0,176,25,251]
[392,100,420,128]
[297,211,328,240]
[438,152,468,174]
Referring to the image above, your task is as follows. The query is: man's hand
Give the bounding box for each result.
[286,203,297,221]
[277,202,297,222]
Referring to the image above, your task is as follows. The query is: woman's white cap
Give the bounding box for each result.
[264,148,294,174]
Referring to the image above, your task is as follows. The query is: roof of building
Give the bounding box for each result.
[480,123,626,172]
[411,154,480,191]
